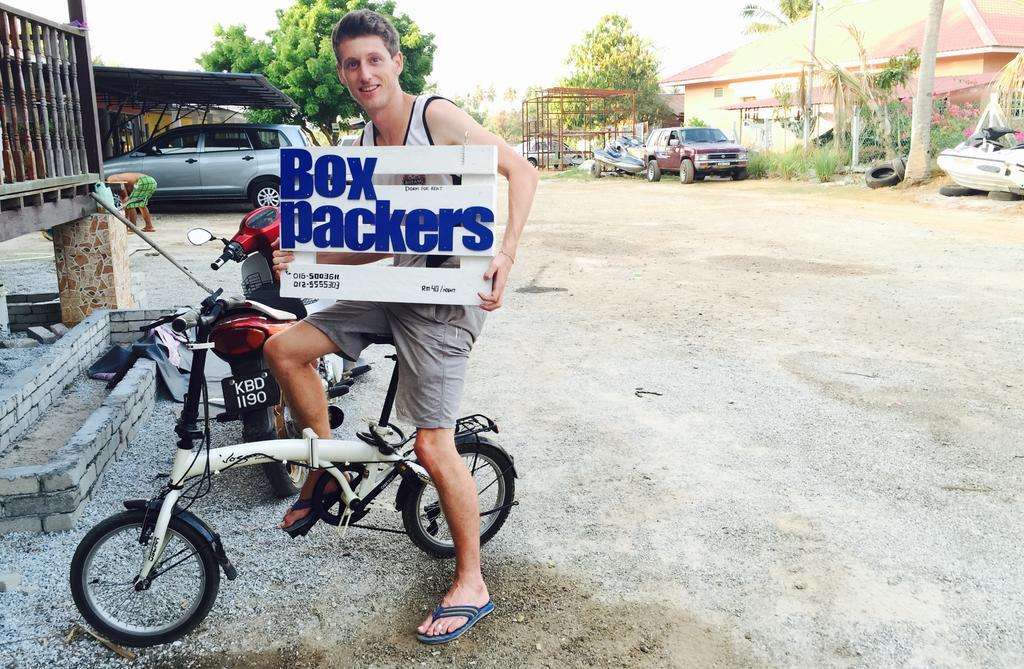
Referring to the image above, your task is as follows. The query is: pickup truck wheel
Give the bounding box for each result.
[733,167,749,181]
[679,159,696,184]
[646,161,661,182]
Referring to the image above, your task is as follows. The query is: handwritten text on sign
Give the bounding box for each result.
[278,146,498,305]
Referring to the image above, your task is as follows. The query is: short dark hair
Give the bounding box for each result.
[332,9,400,62]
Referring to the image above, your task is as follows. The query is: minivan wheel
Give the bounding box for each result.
[250,178,280,208]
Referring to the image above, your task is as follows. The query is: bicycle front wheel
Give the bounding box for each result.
[402,441,516,558]
[70,510,220,647]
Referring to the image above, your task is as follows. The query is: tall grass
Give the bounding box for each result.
[774,149,807,180]
[746,152,771,179]
[745,147,847,182]
[811,148,844,183]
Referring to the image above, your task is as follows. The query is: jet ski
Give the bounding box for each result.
[937,126,1024,194]
[593,140,645,174]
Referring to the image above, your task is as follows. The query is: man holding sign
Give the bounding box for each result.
[264,9,538,645]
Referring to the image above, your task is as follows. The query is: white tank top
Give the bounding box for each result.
[360,95,458,269]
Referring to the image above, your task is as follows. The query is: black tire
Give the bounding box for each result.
[70,510,220,647]
[865,164,900,189]
[679,159,696,184]
[987,190,1022,201]
[890,157,906,181]
[939,185,981,197]
[237,354,306,498]
[527,157,538,168]
[733,167,749,181]
[249,177,280,209]
[588,160,602,178]
[402,441,516,558]
[646,160,661,182]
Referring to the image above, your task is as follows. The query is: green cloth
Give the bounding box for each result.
[123,175,157,209]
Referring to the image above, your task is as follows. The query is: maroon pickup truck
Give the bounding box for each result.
[644,127,748,184]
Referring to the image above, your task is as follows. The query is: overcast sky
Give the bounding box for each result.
[32,0,764,100]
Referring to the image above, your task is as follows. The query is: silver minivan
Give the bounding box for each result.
[104,124,314,208]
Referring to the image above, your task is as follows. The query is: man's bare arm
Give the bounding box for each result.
[425,99,539,311]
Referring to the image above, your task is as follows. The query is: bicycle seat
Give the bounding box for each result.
[364,333,395,346]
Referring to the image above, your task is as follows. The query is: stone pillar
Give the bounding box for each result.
[52,213,134,324]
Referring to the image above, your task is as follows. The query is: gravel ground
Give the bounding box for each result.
[0,181,1022,667]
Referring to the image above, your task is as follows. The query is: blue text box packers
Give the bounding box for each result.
[279,148,495,253]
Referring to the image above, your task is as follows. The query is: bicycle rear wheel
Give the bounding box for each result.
[402,441,515,558]
[70,510,220,647]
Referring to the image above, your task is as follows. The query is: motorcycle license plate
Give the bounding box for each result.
[221,370,280,415]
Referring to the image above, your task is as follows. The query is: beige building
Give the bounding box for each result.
[661,0,1024,149]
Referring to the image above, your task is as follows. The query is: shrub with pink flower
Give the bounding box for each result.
[931,100,982,153]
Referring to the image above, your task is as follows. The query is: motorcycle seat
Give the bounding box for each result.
[243,299,299,321]
[244,287,308,319]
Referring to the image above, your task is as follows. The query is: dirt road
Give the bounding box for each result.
[2,178,1022,667]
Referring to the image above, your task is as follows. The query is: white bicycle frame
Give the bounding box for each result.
[137,428,429,582]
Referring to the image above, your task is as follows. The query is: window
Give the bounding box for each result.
[150,130,199,154]
[714,87,724,98]
[669,131,681,144]
[249,129,289,149]
[203,130,252,152]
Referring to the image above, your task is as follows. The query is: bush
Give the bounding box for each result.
[773,148,809,180]
[930,100,980,154]
[811,147,844,183]
[746,151,771,179]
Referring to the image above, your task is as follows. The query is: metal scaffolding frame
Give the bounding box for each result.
[521,87,637,169]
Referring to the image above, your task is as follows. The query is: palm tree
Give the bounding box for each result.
[905,0,945,183]
[994,50,1024,126]
[741,0,814,34]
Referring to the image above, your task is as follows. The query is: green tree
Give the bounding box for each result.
[561,14,671,126]
[741,0,814,34]
[485,109,523,144]
[198,0,436,144]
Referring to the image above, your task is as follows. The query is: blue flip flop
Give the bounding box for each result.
[416,601,495,645]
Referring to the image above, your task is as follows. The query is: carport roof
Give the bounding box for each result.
[94,66,298,110]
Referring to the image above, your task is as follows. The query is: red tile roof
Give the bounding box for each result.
[662,0,1024,85]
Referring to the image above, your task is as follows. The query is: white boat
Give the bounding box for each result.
[937,142,1024,194]
[937,95,1024,194]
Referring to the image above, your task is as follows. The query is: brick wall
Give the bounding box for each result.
[0,360,156,533]
[5,292,61,332]
[0,307,175,534]
[0,310,109,453]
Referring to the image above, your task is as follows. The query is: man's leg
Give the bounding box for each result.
[125,207,138,226]
[140,206,154,232]
[414,427,490,637]
[264,321,339,526]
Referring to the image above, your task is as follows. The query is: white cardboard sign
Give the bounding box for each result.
[278,145,497,305]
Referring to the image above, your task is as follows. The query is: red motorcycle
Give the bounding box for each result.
[186,207,364,496]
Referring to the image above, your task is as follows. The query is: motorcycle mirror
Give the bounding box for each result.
[186,228,215,246]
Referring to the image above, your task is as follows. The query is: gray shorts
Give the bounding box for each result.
[305,302,486,428]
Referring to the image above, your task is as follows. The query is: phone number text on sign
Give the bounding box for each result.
[288,270,341,291]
